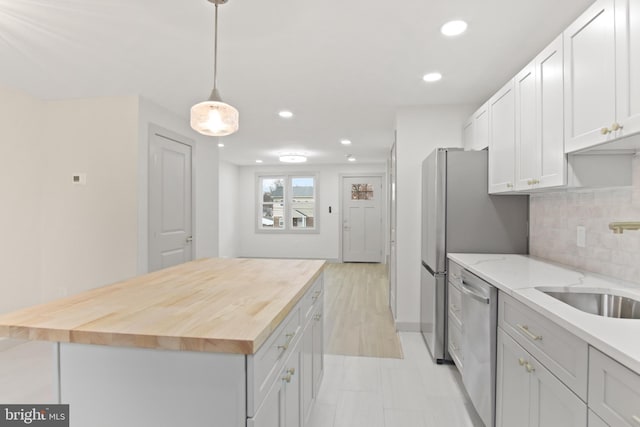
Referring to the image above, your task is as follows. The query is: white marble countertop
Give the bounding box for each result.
[448,253,640,375]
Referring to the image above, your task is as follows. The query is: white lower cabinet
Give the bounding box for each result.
[249,276,325,427]
[588,347,640,427]
[497,328,587,427]
[249,337,302,427]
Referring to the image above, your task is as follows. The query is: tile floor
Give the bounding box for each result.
[307,332,484,427]
[0,333,483,427]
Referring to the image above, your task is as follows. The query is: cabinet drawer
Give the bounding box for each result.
[448,282,462,328]
[448,260,464,288]
[448,315,463,373]
[302,276,323,326]
[498,292,588,400]
[247,306,301,417]
[589,347,640,427]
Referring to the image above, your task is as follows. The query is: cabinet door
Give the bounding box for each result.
[248,375,284,427]
[536,34,566,188]
[463,116,474,151]
[496,328,530,427]
[488,79,516,193]
[283,340,302,427]
[529,355,587,427]
[515,61,538,191]
[616,0,640,137]
[301,323,314,424]
[473,102,489,151]
[564,0,617,152]
[312,301,324,398]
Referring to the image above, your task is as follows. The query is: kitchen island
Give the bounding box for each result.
[0,258,326,427]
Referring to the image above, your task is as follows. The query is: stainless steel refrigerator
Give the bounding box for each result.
[420,148,528,363]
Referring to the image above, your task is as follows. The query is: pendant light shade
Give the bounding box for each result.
[191,89,239,136]
[191,0,239,137]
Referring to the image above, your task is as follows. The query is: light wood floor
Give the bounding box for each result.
[323,263,403,359]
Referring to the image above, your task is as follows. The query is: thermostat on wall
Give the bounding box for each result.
[72,173,87,185]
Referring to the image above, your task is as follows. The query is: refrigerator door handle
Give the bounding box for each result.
[460,281,490,304]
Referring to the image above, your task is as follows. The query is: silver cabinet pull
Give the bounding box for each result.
[525,362,535,373]
[601,127,612,135]
[282,373,292,383]
[611,122,623,131]
[516,324,542,341]
[185,236,193,243]
[518,358,526,366]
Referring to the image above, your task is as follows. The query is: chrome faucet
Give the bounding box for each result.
[609,222,640,234]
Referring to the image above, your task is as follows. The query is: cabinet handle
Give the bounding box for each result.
[450,304,460,312]
[314,313,322,321]
[287,367,296,375]
[525,362,535,373]
[611,122,623,132]
[278,332,295,351]
[532,179,540,185]
[527,180,533,185]
[518,358,526,366]
[506,183,513,188]
[277,343,289,351]
[601,127,612,135]
[631,415,640,425]
[516,324,542,341]
[282,373,292,383]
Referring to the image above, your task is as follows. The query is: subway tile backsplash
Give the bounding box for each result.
[529,154,640,284]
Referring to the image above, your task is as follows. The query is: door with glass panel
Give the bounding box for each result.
[342,176,383,263]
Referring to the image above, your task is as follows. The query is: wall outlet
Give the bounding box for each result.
[576,226,586,248]
[72,173,87,185]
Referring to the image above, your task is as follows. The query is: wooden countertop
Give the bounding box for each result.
[0,258,326,355]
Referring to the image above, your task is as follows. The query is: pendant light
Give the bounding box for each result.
[190,0,239,136]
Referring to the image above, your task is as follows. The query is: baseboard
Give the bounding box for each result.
[395,322,421,332]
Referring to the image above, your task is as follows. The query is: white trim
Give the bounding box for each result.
[338,173,387,263]
[395,322,420,332]
[147,124,196,271]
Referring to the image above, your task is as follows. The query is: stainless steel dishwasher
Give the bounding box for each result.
[460,268,497,427]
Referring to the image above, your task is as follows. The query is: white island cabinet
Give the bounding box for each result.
[0,258,326,427]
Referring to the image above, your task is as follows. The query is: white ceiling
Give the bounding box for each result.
[0,0,594,165]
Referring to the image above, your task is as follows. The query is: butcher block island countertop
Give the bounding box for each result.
[0,257,326,354]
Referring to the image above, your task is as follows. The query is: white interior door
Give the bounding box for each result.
[149,131,193,272]
[342,176,383,263]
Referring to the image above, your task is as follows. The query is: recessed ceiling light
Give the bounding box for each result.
[255,159,263,163]
[441,20,468,37]
[218,143,225,148]
[278,110,294,118]
[423,72,442,83]
[279,155,307,163]
[348,157,357,162]
[340,139,352,145]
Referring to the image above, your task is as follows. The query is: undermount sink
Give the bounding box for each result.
[539,289,640,319]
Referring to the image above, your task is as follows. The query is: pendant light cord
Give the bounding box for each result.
[213,3,219,91]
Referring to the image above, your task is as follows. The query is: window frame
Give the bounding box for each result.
[256,173,319,234]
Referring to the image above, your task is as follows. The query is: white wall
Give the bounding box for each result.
[218,161,240,257]
[137,97,219,273]
[0,86,44,313]
[40,96,140,299]
[236,163,386,260]
[394,105,474,330]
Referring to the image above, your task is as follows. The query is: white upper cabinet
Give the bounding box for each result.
[515,35,566,191]
[463,103,489,151]
[564,0,640,152]
[488,80,516,193]
[615,0,640,138]
[462,116,474,151]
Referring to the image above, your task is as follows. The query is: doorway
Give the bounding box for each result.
[341,175,384,263]
[148,127,194,272]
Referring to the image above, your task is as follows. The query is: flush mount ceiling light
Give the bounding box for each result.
[278,110,294,118]
[441,20,468,36]
[423,72,442,82]
[340,139,352,145]
[279,154,307,163]
[190,0,239,137]
[218,143,225,147]
[346,154,356,162]
[255,159,263,163]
